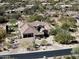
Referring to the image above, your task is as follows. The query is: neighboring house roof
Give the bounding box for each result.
[42,3,51,5]
[60,5,72,8]
[0,3,9,6]
[25,4,34,8]
[12,7,25,11]
[66,11,78,16]
[5,7,25,13]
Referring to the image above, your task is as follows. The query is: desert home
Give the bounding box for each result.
[19,21,52,38]
[6,21,52,39]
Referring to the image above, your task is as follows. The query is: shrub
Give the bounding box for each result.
[0,16,8,23]
[0,27,6,43]
[50,28,63,35]
[54,30,74,44]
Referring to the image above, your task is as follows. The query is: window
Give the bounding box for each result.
[23,33,33,38]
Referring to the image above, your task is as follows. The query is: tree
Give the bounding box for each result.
[71,4,79,11]
[61,23,70,30]
[33,0,45,12]
[72,46,79,55]
[0,27,6,43]
[24,8,35,15]
[0,6,6,15]
[3,0,22,3]
[48,0,59,5]
[59,16,77,27]
[65,56,76,59]
[61,23,77,32]
[10,13,21,19]
[59,16,77,32]
[54,30,74,44]
[41,40,48,46]
[0,16,8,23]
[71,46,79,59]
[29,14,44,22]
[50,28,63,35]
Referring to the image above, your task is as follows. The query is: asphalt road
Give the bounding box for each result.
[0,48,72,59]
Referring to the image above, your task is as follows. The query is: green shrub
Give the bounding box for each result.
[54,30,74,44]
